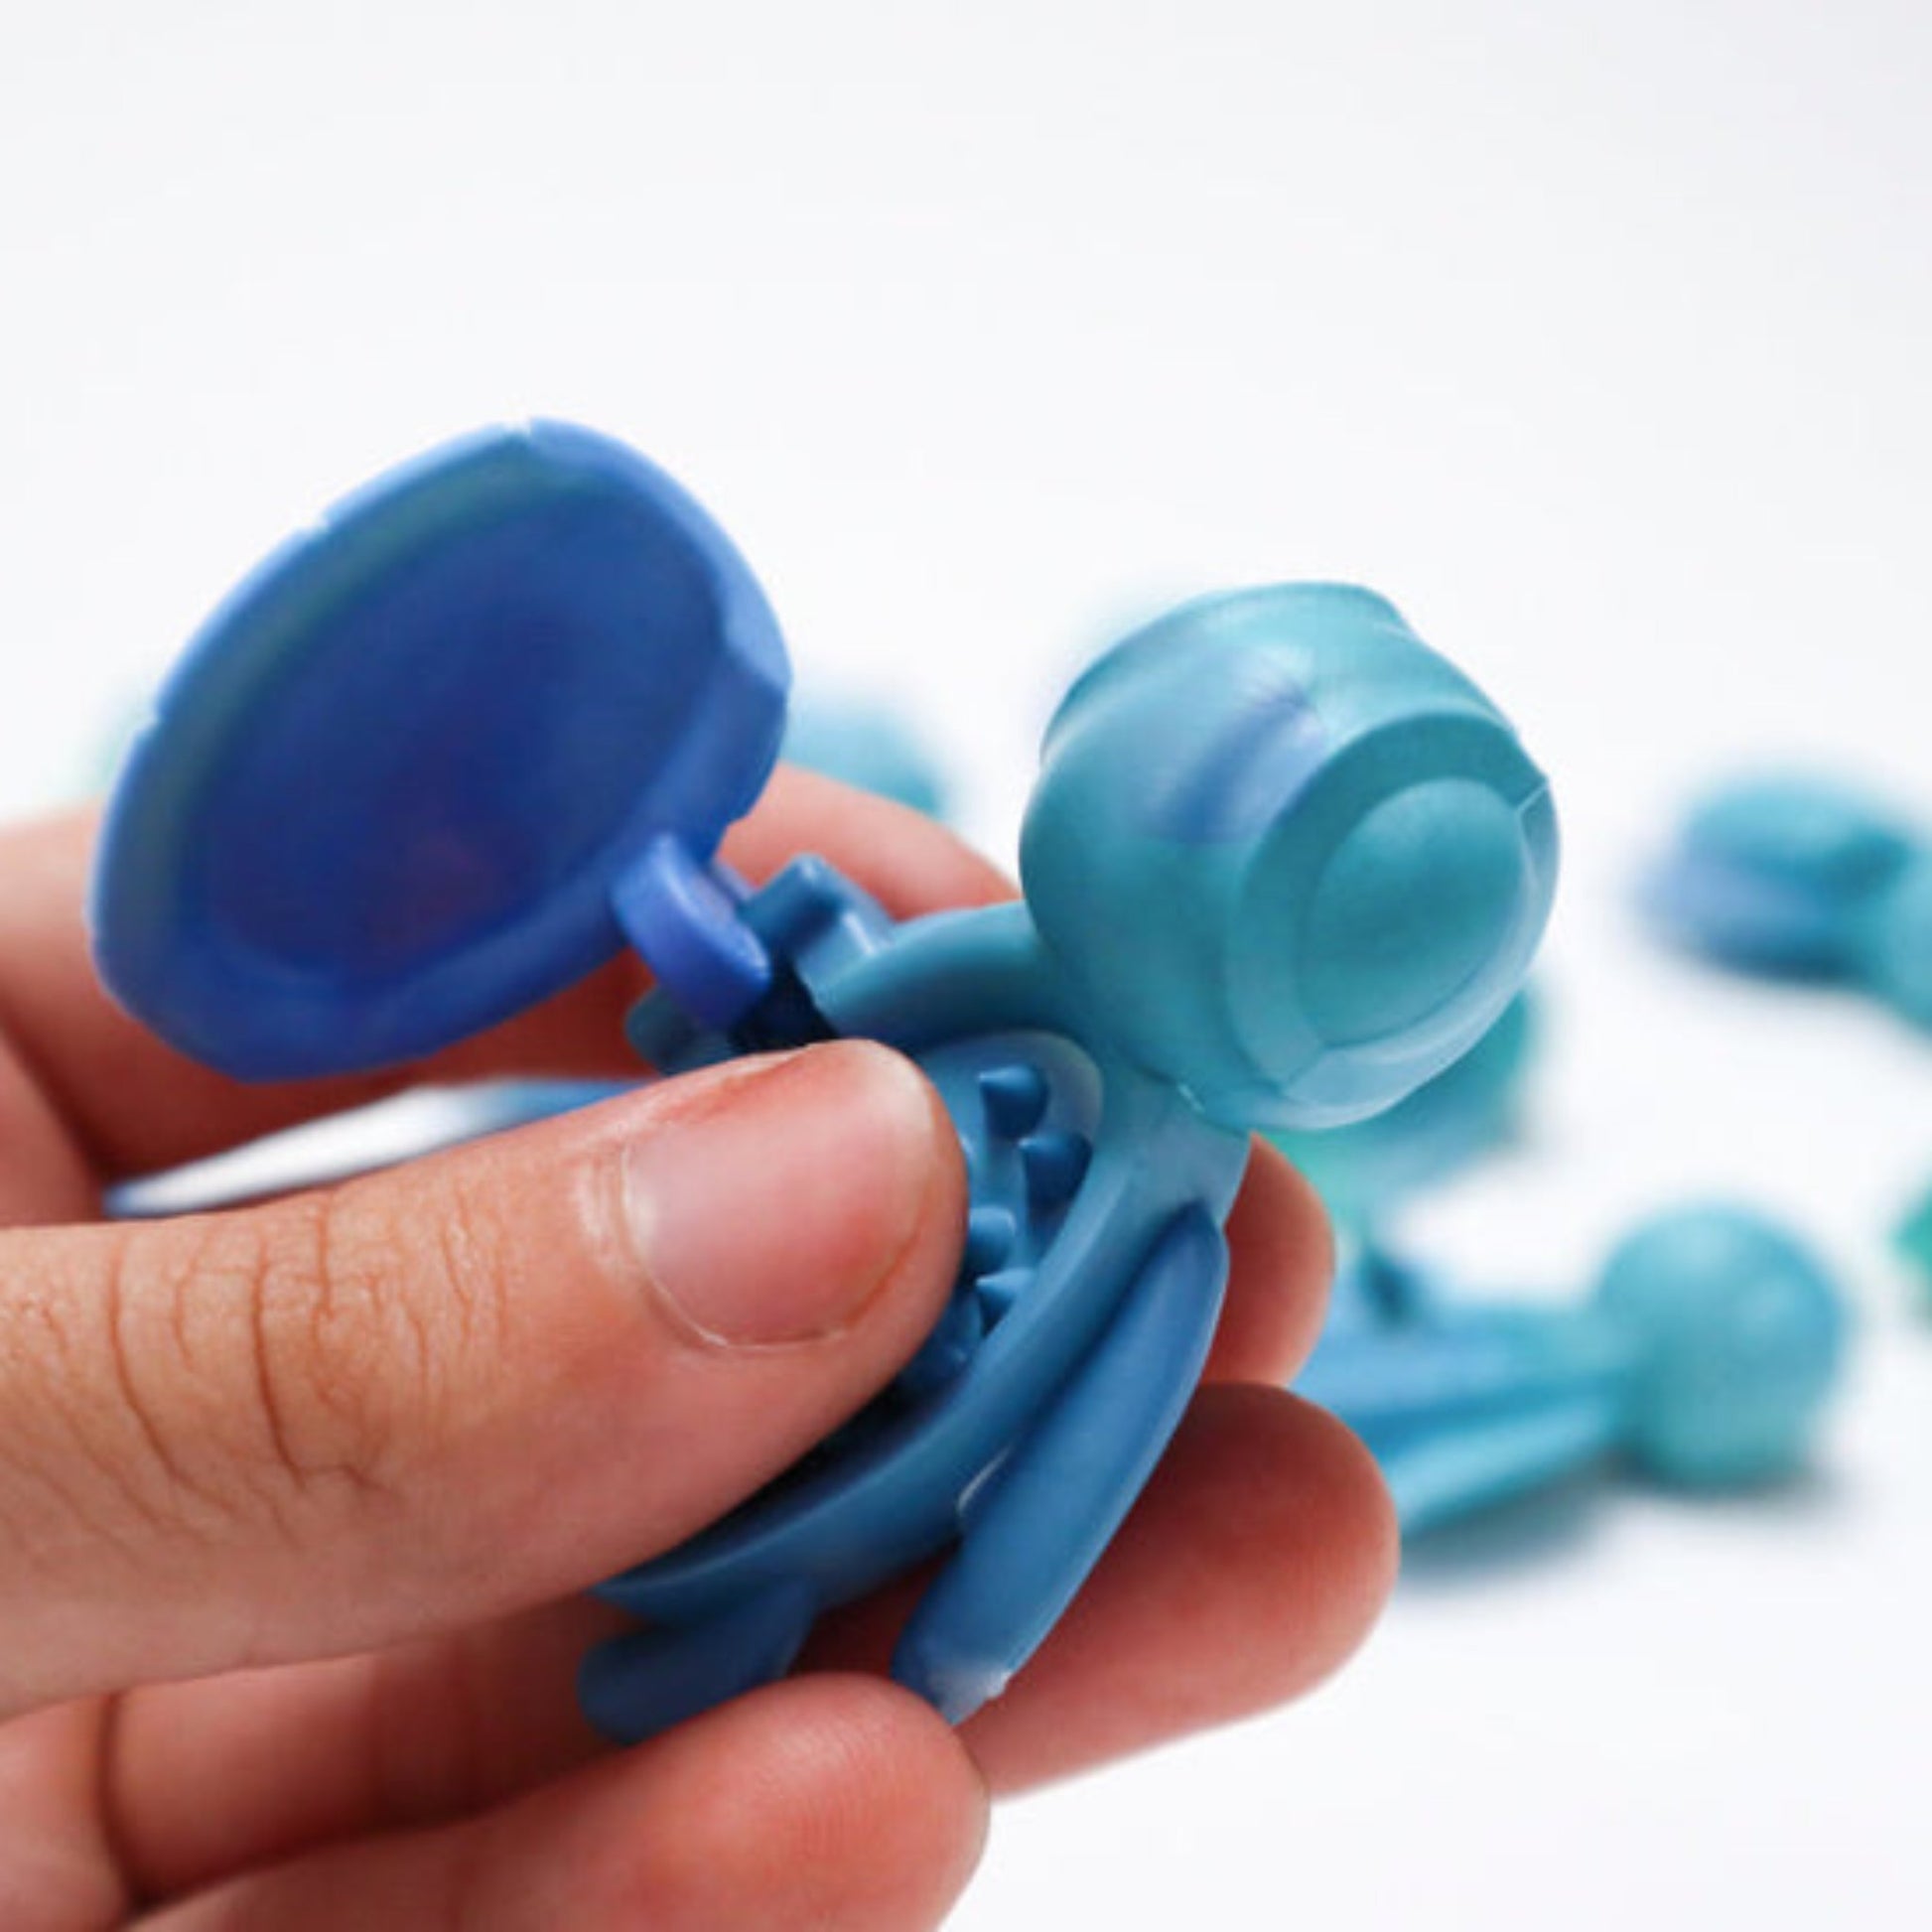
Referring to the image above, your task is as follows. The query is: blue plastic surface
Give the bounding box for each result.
[1645,774,1932,1029]
[1299,1204,1848,1533]
[1268,988,1537,1230]
[92,423,789,1077]
[89,424,1557,1737]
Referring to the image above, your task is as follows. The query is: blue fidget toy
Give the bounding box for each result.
[1300,1205,1847,1534]
[89,423,1557,1736]
[1646,774,1932,1030]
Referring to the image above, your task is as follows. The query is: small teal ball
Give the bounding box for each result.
[1594,1204,1847,1486]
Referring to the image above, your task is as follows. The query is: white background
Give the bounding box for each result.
[1,4,1928,1926]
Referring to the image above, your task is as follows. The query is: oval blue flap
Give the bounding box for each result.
[91,423,789,1079]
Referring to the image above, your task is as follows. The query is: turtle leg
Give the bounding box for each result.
[579,1579,819,1744]
[893,1206,1230,1724]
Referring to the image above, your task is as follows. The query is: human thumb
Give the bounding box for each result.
[0,1040,961,1715]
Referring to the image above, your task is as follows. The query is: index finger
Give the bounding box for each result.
[0,765,1014,1183]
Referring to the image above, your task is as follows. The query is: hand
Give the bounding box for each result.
[0,768,1394,1930]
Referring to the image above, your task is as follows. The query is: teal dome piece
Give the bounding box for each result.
[1299,1204,1848,1534]
[87,425,1556,1738]
[1646,773,1932,1029]
[1022,585,1557,1132]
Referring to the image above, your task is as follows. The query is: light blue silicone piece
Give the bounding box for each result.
[1299,1204,1848,1533]
[1646,774,1932,1030]
[86,425,1557,1738]
[783,698,949,818]
[1268,988,1537,1230]
[1022,585,1557,1132]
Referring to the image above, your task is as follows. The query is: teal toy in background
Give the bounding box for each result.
[1269,988,1537,1232]
[1645,774,1932,1031]
[1898,1184,1932,1309]
[1298,1204,1849,1534]
[783,697,950,818]
[88,424,1557,1737]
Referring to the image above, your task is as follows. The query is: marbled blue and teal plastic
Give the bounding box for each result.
[1300,1205,1848,1533]
[1647,775,1932,1030]
[88,423,1556,1738]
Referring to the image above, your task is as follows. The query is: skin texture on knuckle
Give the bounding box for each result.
[238,1167,535,1509]
[0,1162,549,1590]
[0,1211,365,1581]
[0,1220,248,1576]
[238,1143,660,1543]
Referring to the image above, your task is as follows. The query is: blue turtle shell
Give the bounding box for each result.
[87,424,1558,1736]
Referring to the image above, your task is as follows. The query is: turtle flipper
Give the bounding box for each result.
[579,1579,817,1744]
[893,1206,1229,1723]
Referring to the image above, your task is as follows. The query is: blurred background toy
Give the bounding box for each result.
[1644,773,1932,1031]
[1898,1182,1932,1308]
[1297,1203,1849,1535]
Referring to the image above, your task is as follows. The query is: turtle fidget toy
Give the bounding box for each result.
[89,423,1558,1737]
[1299,1205,1848,1535]
[1646,774,1932,1030]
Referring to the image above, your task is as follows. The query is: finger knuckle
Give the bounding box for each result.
[120,1206,373,1525]
[251,1172,520,1497]
[7,1219,295,1551]
[1,1170,528,1561]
